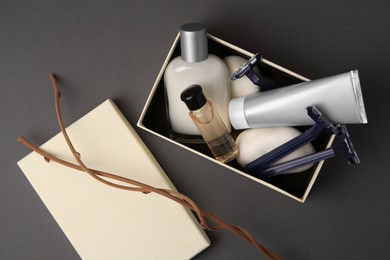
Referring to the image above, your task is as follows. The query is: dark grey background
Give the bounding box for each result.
[1,1,389,259]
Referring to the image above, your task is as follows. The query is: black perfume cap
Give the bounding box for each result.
[180,85,207,111]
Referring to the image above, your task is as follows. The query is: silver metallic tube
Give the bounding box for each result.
[229,71,367,129]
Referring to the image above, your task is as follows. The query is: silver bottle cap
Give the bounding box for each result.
[180,23,208,63]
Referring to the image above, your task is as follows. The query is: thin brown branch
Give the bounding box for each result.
[17,73,281,260]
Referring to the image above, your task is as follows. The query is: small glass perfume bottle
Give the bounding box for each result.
[181,85,238,163]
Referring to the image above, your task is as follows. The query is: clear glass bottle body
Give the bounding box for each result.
[164,54,230,142]
[189,101,238,163]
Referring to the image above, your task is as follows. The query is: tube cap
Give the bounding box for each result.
[180,23,208,63]
[229,97,249,129]
[180,85,207,111]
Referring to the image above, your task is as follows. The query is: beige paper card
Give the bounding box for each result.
[18,99,210,259]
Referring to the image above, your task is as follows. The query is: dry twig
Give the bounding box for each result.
[18,73,280,259]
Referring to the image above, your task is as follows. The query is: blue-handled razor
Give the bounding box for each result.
[245,106,360,179]
[230,53,280,91]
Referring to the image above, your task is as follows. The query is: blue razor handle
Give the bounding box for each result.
[230,53,261,80]
[259,125,360,178]
[245,106,360,179]
[245,106,338,174]
[230,53,280,91]
[336,125,360,165]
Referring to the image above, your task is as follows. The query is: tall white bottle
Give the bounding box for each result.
[164,23,230,142]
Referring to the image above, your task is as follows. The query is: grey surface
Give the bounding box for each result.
[1,1,389,259]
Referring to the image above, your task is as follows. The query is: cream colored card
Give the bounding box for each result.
[17,99,210,259]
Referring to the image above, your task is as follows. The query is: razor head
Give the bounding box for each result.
[336,125,360,164]
[306,106,339,135]
[230,53,261,81]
